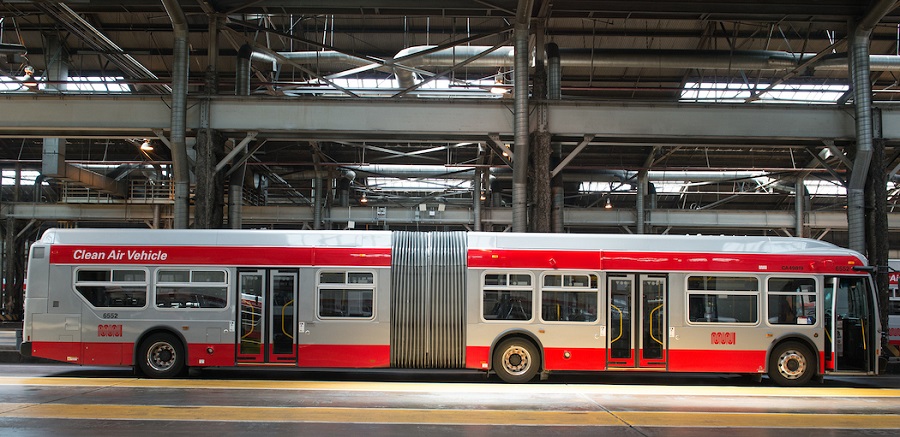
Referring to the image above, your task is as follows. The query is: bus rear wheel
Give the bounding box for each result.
[493,338,539,383]
[768,341,814,387]
[138,333,185,378]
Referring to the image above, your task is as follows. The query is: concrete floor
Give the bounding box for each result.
[0,364,898,436]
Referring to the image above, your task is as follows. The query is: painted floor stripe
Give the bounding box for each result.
[0,403,898,428]
[0,376,898,398]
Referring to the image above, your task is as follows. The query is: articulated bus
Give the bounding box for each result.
[20,229,882,386]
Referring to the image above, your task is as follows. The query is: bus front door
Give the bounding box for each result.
[237,269,299,364]
[824,275,877,374]
[607,274,667,369]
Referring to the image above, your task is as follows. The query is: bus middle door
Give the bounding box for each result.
[607,274,668,369]
[237,269,299,365]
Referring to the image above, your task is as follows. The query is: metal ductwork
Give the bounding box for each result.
[229,45,254,229]
[230,44,900,94]
[393,46,515,88]
[40,35,127,198]
[35,2,169,94]
[556,49,813,70]
[547,43,561,99]
[845,0,895,254]
[512,0,533,232]
[162,0,190,229]
[236,44,252,96]
[0,43,26,54]
[815,53,900,71]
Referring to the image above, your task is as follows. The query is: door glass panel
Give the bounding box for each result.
[239,272,264,357]
[270,273,296,357]
[609,277,633,360]
[641,277,665,361]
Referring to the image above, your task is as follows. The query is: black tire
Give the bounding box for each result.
[493,338,540,383]
[137,333,185,378]
[768,341,815,387]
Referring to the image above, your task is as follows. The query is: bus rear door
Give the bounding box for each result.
[824,275,878,374]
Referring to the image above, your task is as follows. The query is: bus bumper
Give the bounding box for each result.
[19,340,32,358]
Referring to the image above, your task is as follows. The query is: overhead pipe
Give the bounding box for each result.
[512,0,534,233]
[393,46,515,88]
[229,45,254,229]
[846,0,895,254]
[0,43,26,54]
[162,0,190,229]
[547,42,563,232]
[236,44,252,95]
[547,43,561,99]
[231,45,900,94]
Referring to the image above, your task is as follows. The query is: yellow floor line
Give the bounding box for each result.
[0,376,898,398]
[0,403,897,428]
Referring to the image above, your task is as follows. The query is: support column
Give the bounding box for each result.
[795,178,807,238]
[866,134,889,338]
[636,173,647,234]
[531,51,551,233]
[194,13,224,229]
[1,166,25,321]
[194,129,225,228]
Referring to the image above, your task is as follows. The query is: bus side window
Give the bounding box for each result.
[767,277,816,325]
[483,272,533,321]
[75,268,148,309]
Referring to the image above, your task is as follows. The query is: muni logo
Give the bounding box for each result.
[711,331,736,345]
[98,324,123,337]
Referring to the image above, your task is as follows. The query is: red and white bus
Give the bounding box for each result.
[887,260,900,356]
[20,228,882,386]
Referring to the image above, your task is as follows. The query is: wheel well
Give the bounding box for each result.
[134,327,188,366]
[767,336,819,374]
[489,330,544,372]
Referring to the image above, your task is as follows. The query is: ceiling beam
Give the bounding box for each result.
[1,95,894,143]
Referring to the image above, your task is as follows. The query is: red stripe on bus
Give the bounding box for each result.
[297,344,391,368]
[469,249,865,274]
[467,250,600,270]
[189,343,236,367]
[543,347,606,371]
[82,342,133,366]
[466,346,491,370]
[668,349,767,373]
[30,341,83,365]
[49,246,392,267]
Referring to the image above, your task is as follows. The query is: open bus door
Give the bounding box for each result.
[824,275,879,374]
[236,269,299,365]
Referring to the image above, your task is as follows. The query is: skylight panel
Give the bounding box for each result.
[681,82,848,104]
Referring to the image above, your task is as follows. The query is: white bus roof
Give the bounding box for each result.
[37,228,862,260]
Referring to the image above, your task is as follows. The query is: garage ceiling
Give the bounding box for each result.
[1,1,899,242]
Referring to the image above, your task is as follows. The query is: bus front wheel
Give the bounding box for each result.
[138,333,185,378]
[768,341,814,387]
[493,338,539,383]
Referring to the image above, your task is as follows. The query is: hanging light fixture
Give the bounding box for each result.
[140,139,154,151]
[490,71,509,95]
[605,197,613,209]
[22,65,39,91]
